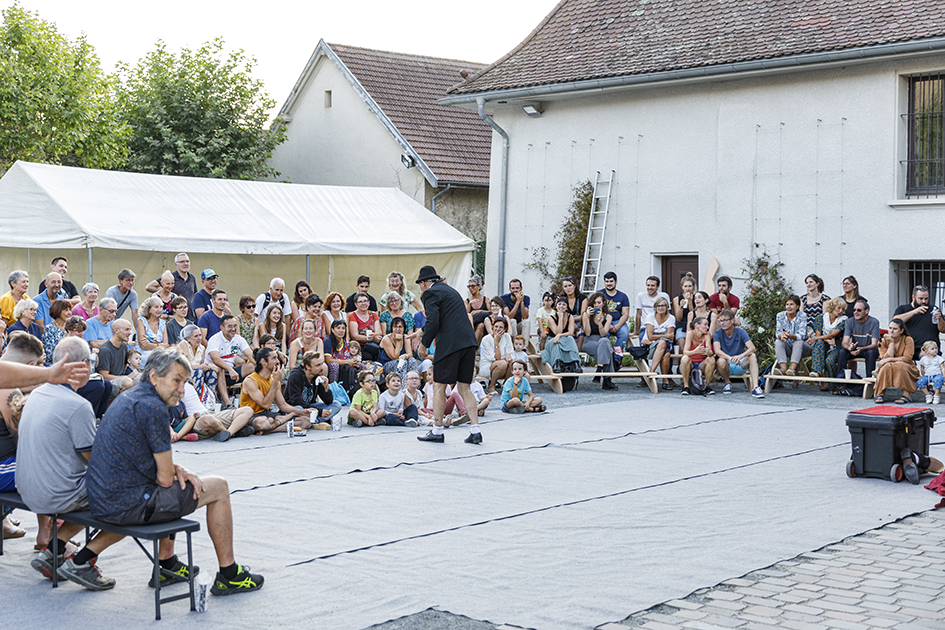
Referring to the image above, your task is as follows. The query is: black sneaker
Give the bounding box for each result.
[464,432,483,444]
[705,387,715,395]
[234,425,255,438]
[348,417,362,428]
[212,430,231,442]
[681,387,691,396]
[210,564,264,596]
[148,559,200,588]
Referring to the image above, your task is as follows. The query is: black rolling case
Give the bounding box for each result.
[845,405,935,482]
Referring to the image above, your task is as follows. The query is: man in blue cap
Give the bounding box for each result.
[193,269,230,320]
[415,266,483,444]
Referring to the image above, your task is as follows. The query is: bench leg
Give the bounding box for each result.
[52,515,59,588]
[187,531,196,611]
[764,376,774,395]
[153,538,162,620]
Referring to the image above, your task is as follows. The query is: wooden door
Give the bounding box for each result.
[661,256,699,295]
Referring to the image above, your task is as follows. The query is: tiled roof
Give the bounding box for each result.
[451,0,945,95]
[330,43,491,185]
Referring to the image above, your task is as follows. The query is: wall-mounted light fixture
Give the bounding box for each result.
[522,104,543,118]
[401,153,416,168]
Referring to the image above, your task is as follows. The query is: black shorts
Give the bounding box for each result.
[225,370,248,388]
[97,481,200,526]
[434,346,477,385]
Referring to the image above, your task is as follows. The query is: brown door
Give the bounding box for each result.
[661,256,699,295]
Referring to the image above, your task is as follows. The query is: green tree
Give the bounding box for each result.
[118,38,285,180]
[0,5,128,174]
[552,180,594,294]
[739,250,794,366]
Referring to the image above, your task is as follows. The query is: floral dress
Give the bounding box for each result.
[41,323,67,367]
[239,315,256,346]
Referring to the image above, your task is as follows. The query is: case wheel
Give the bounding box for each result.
[890,463,903,483]
[846,460,855,478]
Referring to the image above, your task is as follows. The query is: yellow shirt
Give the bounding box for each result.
[0,291,23,326]
[240,371,276,414]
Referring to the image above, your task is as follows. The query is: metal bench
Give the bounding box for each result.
[0,491,199,620]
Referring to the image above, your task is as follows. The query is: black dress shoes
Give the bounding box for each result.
[418,431,444,443]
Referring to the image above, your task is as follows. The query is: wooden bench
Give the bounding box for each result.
[0,491,199,620]
[763,373,876,398]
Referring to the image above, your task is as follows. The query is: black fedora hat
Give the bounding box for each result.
[415,265,439,284]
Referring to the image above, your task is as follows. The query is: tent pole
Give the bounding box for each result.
[328,255,333,292]
[306,255,310,284]
[88,247,93,283]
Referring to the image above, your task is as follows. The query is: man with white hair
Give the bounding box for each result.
[37,257,80,305]
[145,253,197,321]
[33,271,64,332]
[254,278,290,322]
[84,297,118,350]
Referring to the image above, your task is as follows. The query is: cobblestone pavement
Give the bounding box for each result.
[601,509,945,630]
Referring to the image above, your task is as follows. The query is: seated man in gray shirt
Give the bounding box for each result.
[14,337,124,590]
[838,299,881,378]
[96,319,135,398]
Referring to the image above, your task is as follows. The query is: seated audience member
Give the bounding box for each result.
[95,319,135,398]
[403,370,434,424]
[137,295,169,367]
[86,348,264,596]
[8,299,41,339]
[284,351,341,427]
[374,373,415,426]
[171,381,254,442]
[709,275,740,316]
[838,299,881,378]
[177,324,220,406]
[37,257,80,304]
[541,296,581,371]
[773,295,810,377]
[347,370,382,427]
[198,289,228,344]
[379,291,416,335]
[0,333,60,547]
[582,292,619,391]
[15,337,124,590]
[712,310,764,397]
[33,272,66,331]
[104,268,138,321]
[814,297,848,384]
[345,275,377,313]
[680,317,717,396]
[801,274,829,322]
[560,276,588,350]
[511,335,530,367]
[288,319,326,373]
[239,347,309,434]
[917,340,945,405]
[165,296,190,346]
[323,291,347,337]
[152,271,178,318]
[1,270,30,327]
[600,271,631,350]
[479,317,514,395]
[380,271,423,313]
[501,360,545,413]
[325,320,359,386]
[41,300,71,366]
[379,316,420,383]
[302,294,327,339]
[840,275,866,319]
[466,276,491,338]
[873,318,920,404]
[72,283,100,321]
[500,278,531,341]
[894,285,944,361]
[348,293,382,361]
[125,349,142,381]
[482,296,505,338]
[207,315,256,408]
[237,294,257,346]
[64,315,87,339]
[288,281,314,344]
[144,253,197,321]
[687,290,719,339]
[254,303,287,354]
[642,296,675,383]
[673,273,697,354]
[535,292,555,350]
[193,269,228,319]
[254,278,291,325]
[83,297,117,349]
[634,276,671,345]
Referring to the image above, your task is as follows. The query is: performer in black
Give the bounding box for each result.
[415,266,482,444]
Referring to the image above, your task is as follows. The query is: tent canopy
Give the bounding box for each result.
[0,161,475,256]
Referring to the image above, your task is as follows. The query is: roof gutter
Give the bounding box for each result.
[430,183,451,215]
[477,97,509,292]
[441,37,945,106]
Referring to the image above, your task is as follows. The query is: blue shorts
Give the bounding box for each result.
[728,363,748,377]
[0,456,15,493]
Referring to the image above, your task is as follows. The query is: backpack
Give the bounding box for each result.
[689,367,707,396]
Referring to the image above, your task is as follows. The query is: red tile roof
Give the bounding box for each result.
[450,0,945,95]
[330,43,491,185]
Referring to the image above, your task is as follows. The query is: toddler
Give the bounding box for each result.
[917,340,945,404]
[125,348,142,379]
[501,360,545,414]
[348,340,367,371]
[403,370,434,425]
[512,335,531,372]
[377,373,418,427]
[536,292,555,349]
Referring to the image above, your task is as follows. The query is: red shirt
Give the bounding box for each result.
[709,292,740,312]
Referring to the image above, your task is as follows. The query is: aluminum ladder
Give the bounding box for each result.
[579,170,616,294]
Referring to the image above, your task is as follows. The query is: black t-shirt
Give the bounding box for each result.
[97,340,129,376]
[0,407,16,461]
[37,279,79,300]
[284,366,333,408]
[345,292,377,313]
[894,302,940,359]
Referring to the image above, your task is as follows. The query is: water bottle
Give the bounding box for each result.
[934,308,940,324]
[287,417,294,438]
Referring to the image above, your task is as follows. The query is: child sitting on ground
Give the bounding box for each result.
[511,335,531,373]
[501,359,545,414]
[377,373,418,427]
[917,340,945,405]
[403,370,433,425]
[347,370,383,427]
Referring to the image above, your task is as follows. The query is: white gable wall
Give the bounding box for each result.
[270,57,427,204]
[484,53,945,321]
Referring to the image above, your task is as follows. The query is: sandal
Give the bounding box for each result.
[874,395,884,404]
[662,382,673,390]
[532,404,547,413]
[895,396,912,404]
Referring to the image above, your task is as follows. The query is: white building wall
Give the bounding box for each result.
[484,53,945,321]
[269,58,427,204]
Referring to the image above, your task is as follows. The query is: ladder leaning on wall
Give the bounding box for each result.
[580,170,616,294]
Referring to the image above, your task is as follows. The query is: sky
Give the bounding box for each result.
[6,0,562,117]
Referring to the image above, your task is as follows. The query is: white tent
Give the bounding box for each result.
[0,162,474,310]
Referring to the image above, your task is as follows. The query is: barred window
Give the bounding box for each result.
[904,74,945,196]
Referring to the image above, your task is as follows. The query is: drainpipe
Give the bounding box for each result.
[477,96,508,291]
[430,183,452,215]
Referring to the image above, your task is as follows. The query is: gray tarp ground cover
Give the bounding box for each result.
[1,399,934,628]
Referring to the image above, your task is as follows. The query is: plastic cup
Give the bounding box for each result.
[331,415,342,431]
[195,571,211,612]
[844,369,852,379]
